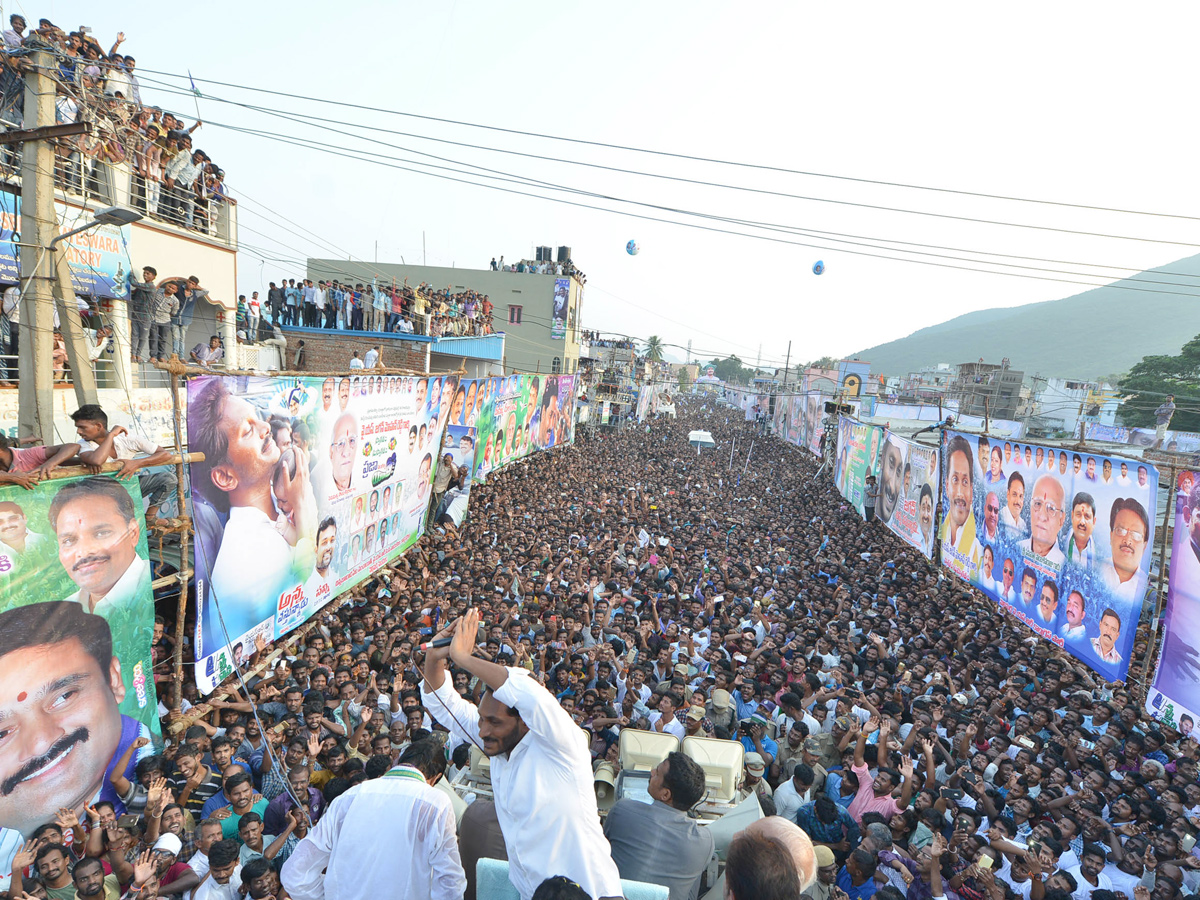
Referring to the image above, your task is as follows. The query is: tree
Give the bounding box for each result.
[704,355,756,385]
[643,335,664,363]
[677,366,692,391]
[1118,333,1200,431]
[807,356,837,369]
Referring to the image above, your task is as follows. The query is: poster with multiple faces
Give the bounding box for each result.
[1146,470,1200,737]
[770,392,832,458]
[877,431,940,559]
[834,416,883,519]
[0,474,159,874]
[188,372,458,691]
[939,431,1156,680]
[465,374,577,482]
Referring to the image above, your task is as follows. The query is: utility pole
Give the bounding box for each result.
[783,340,791,390]
[686,339,691,366]
[17,50,59,442]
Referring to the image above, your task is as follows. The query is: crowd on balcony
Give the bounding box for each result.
[239,278,496,340]
[489,254,587,283]
[581,331,636,349]
[0,16,230,235]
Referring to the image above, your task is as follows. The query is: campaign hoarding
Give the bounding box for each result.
[1147,470,1200,736]
[939,431,1156,680]
[0,474,159,871]
[188,372,455,691]
[877,431,940,558]
[833,416,883,518]
[467,374,577,482]
[803,393,829,456]
[551,277,568,340]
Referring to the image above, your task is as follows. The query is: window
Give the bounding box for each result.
[508,305,522,325]
[552,357,562,374]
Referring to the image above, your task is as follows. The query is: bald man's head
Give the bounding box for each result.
[744,815,817,890]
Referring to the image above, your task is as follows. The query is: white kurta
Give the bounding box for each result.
[280,765,466,900]
[422,667,623,900]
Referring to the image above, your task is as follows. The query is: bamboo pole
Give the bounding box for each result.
[169,372,191,714]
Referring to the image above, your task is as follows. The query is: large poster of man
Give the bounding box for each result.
[877,431,939,558]
[432,424,477,528]
[802,393,829,457]
[833,416,883,519]
[0,475,158,874]
[551,277,569,340]
[188,372,450,692]
[939,430,1155,680]
[1147,470,1200,736]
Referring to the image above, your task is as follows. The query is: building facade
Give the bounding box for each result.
[305,260,582,377]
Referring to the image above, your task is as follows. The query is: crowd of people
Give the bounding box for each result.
[489,255,587,283]
[0,17,230,234]
[0,397,1196,900]
[237,278,497,341]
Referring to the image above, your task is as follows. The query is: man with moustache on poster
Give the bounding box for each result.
[981,492,1001,542]
[0,603,154,880]
[49,478,151,616]
[876,435,904,526]
[1065,492,1099,568]
[939,436,982,577]
[1100,498,1151,602]
[1001,472,1027,534]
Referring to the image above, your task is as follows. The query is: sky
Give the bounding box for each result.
[30,1,1200,372]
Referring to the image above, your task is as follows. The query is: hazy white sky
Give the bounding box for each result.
[34,1,1200,370]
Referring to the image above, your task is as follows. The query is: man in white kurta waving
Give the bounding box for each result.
[421,609,624,900]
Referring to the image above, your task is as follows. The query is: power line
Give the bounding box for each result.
[136,97,1200,305]
[136,67,1200,225]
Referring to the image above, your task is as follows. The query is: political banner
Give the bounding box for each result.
[551,277,569,340]
[0,474,159,872]
[1147,470,1200,737]
[803,392,829,456]
[431,424,477,527]
[188,372,454,691]
[877,431,940,558]
[939,430,1156,680]
[833,416,883,519]
[468,373,577,481]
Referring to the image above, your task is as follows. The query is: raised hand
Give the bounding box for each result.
[55,807,80,832]
[132,849,156,887]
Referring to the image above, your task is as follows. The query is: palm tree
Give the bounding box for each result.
[643,335,665,362]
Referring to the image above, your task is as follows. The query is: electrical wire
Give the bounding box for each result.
[136,67,1200,225]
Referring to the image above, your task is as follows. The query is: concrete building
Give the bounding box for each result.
[950,359,1025,420]
[305,260,582,376]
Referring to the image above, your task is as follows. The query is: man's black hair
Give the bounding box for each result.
[0,601,112,675]
[48,477,137,533]
[70,403,108,427]
[209,839,240,869]
[661,751,705,810]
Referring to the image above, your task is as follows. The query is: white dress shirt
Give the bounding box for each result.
[421,667,623,900]
[281,765,466,900]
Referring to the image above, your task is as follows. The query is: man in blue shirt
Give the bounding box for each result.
[837,848,878,900]
[739,712,778,770]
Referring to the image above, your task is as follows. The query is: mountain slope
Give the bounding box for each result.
[855,253,1200,379]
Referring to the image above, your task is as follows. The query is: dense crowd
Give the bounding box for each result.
[489,255,587,283]
[238,279,496,340]
[1,398,1196,900]
[0,16,229,234]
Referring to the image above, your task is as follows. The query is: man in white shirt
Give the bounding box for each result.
[73,403,177,524]
[1098,498,1150,602]
[349,351,364,369]
[649,693,686,740]
[194,839,242,900]
[421,609,624,900]
[364,345,380,369]
[1066,846,1114,900]
[282,740,466,900]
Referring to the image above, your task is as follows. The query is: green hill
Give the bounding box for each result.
[855,253,1200,379]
